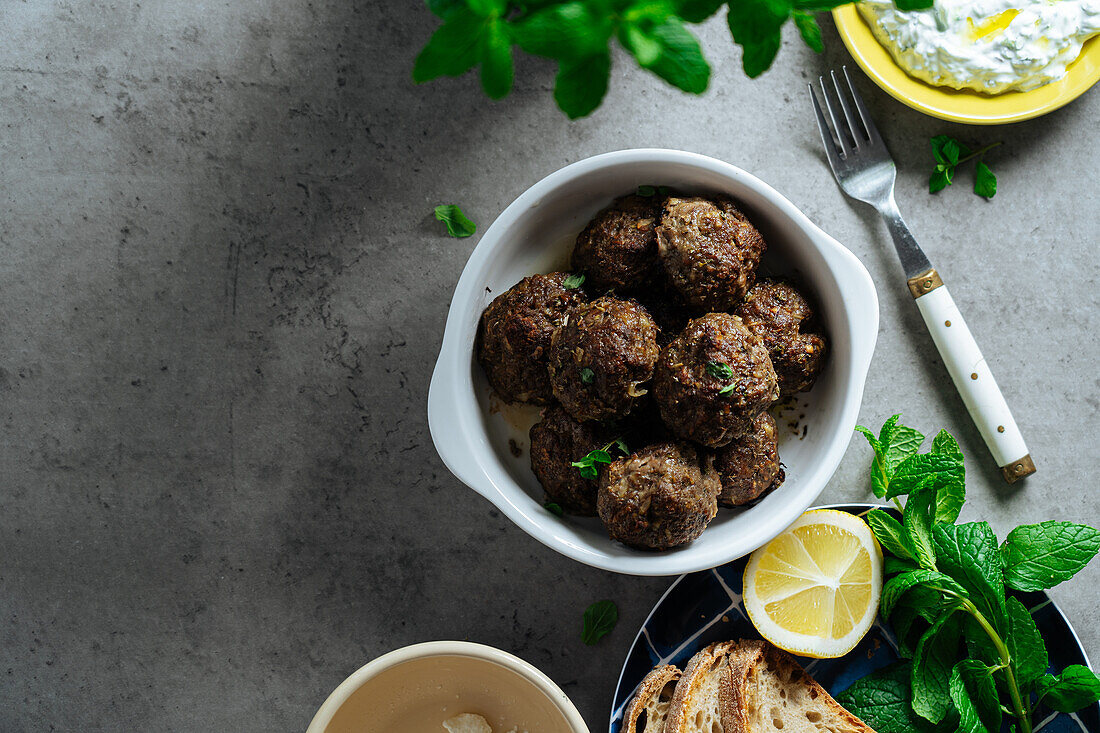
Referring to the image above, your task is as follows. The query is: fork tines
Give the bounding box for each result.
[808,67,881,162]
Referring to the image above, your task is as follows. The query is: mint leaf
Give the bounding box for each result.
[562,272,585,289]
[904,486,937,569]
[836,662,937,733]
[933,522,1006,624]
[884,554,921,576]
[1036,665,1100,712]
[434,204,477,237]
[951,660,1001,733]
[889,452,963,500]
[466,0,506,16]
[636,17,710,93]
[881,569,965,618]
[911,609,963,723]
[868,508,913,561]
[727,0,789,78]
[929,166,952,193]
[510,2,612,59]
[580,367,595,384]
[544,501,564,517]
[974,161,997,199]
[479,19,514,99]
[894,0,934,8]
[931,430,960,455]
[554,51,611,119]
[931,135,961,166]
[999,521,1100,591]
[880,416,925,476]
[413,9,487,82]
[1004,596,1047,693]
[581,599,618,645]
[674,0,725,23]
[792,11,824,52]
[426,0,465,21]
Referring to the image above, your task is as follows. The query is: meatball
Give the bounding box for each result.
[598,442,721,550]
[529,405,610,516]
[476,272,586,405]
[547,295,659,422]
[735,279,828,396]
[654,313,779,448]
[655,196,766,312]
[713,410,784,507]
[572,194,663,294]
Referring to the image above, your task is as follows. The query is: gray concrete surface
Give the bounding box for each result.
[1,2,1097,731]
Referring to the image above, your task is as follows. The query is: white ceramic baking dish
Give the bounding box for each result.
[427,149,878,576]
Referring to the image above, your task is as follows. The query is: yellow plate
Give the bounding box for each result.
[833,4,1100,124]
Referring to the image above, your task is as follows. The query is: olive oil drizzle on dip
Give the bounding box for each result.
[859,0,1100,93]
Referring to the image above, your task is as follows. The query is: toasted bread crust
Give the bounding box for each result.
[624,664,682,733]
[663,641,738,733]
[726,639,878,733]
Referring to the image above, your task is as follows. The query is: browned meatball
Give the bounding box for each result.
[655,196,766,312]
[713,411,784,507]
[598,442,721,550]
[735,279,827,396]
[572,194,663,294]
[476,272,586,404]
[529,405,610,516]
[654,313,779,448]
[547,295,659,422]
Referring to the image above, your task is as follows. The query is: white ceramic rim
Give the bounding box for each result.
[305,640,590,733]
[427,148,879,577]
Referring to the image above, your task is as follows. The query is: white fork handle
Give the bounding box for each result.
[910,274,1035,483]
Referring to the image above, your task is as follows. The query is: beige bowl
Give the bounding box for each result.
[306,641,589,733]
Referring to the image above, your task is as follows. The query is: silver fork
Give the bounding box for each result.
[809,68,1034,484]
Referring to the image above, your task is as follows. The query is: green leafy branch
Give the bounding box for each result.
[413,0,933,119]
[839,415,1100,733]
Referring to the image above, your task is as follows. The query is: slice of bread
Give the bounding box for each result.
[725,640,877,733]
[663,641,739,733]
[624,664,682,733]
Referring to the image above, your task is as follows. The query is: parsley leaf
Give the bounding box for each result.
[571,438,628,480]
[581,599,618,645]
[999,521,1100,591]
[580,367,595,384]
[562,272,585,289]
[706,360,734,379]
[544,501,564,517]
[434,204,476,237]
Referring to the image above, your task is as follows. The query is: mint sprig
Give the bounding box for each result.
[841,415,1100,733]
[414,0,932,119]
[929,136,1001,199]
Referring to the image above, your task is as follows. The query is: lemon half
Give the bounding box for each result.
[743,509,883,659]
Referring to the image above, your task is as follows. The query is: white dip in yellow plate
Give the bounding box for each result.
[859,0,1100,93]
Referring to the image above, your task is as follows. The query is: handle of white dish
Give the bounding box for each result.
[908,270,1035,484]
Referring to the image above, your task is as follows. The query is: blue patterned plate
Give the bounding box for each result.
[609,504,1099,733]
